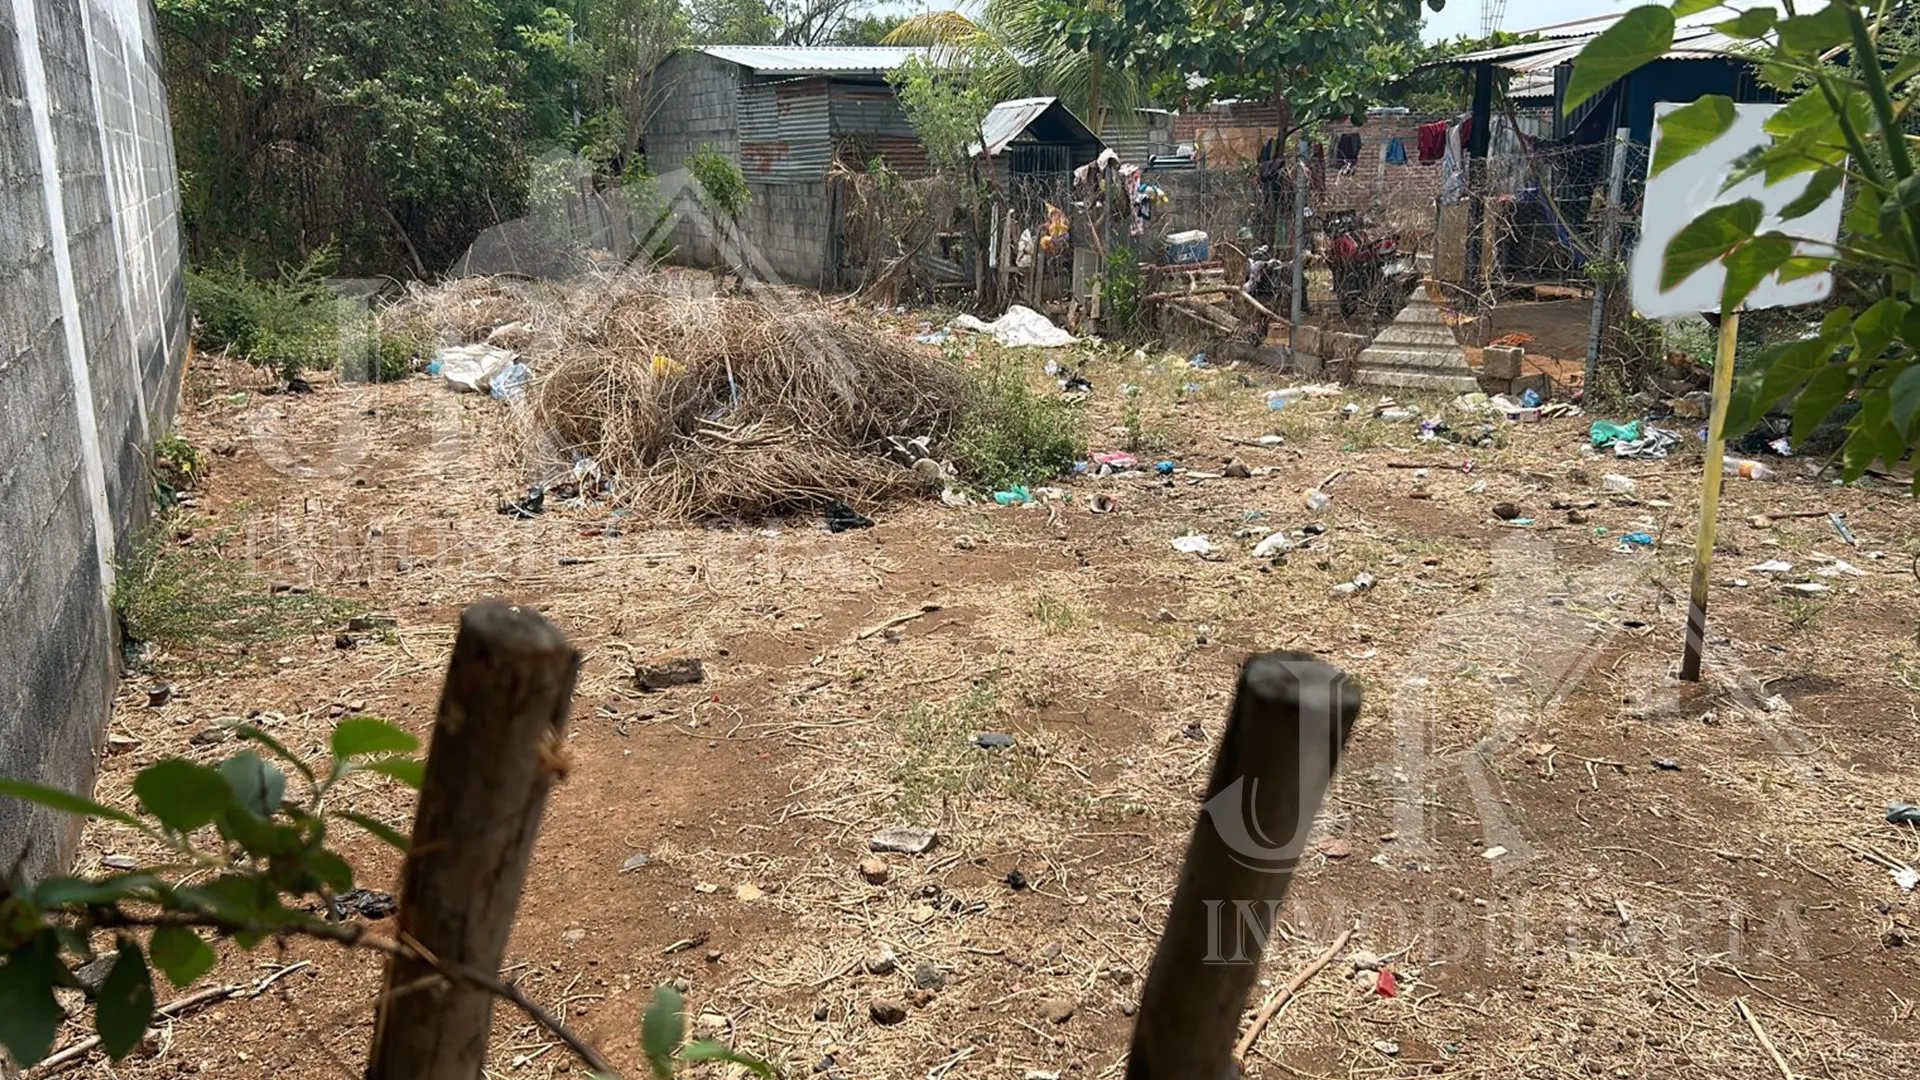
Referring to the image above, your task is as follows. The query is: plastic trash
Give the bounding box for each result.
[1189,351,1209,368]
[1154,460,1176,476]
[489,360,531,401]
[437,343,517,393]
[1170,535,1213,555]
[1519,387,1542,408]
[1622,532,1655,546]
[1378,408,1418,422]
[1601,474,1637,493]
[1887,803,1920,826]
[1267,396,1288,411]
[1746,559,1794,573]
[992,485,1034,507]
[1828,512,1858,545]
[824,499,875,531]
[951,304,1077,348]
[1724,456,1774,480]
[1305,489,1331,512]
[1086,493,1117,514]
[972,732,1015,749]
[499,484,545,519]
[1590,420,1641,447]
[1252,531,1293,558]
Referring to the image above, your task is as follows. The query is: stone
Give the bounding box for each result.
[106,733,140,754]
[635,654,705,691]
[908,988,936,1007]
[912,962,945,990]
[1294,324,1322,358]
[620,852,650,873]
[1349,950,1384,972]
[1039,940,1063,960]
[1325,332,1370,361]
[864,948,897,975]
[1353,969,1378,992]
[813,1001,831,1021]
[1040,998,1075,1024]
[1482,345,1524,381]
[188,728,229,747]
[869,998,908,1025]
[1492,502,1523,521]
[561,927,586,948]
[972,732,1014,749]
[696,1012,729,1036]
[869,826,936,854]
[1316,836,1354,859]
[734,882,765,902]
[857,856,890,884]
[1222,458,1252,478]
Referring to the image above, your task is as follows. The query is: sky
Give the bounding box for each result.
[1419,0,1784,41]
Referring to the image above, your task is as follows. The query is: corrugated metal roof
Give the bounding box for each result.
[968,96,1105,159]
[1433,17,1742,72]
[698,45,928,75]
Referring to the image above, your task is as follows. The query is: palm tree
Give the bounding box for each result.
[881,1,1143,136]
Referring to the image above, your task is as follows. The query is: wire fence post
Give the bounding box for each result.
[1288,138,1308,364]
[1585,127,1630,394]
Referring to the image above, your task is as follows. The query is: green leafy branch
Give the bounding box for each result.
[1568,1,1920,486]
[0,716,777,1077]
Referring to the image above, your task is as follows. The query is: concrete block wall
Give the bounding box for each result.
[739,181,830,288]
[0,0,187,879]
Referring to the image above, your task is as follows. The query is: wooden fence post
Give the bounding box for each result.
[1126,651,1361,1080]
[366,600,582,1080]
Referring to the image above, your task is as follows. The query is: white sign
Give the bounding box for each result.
[1631,101,1846,318]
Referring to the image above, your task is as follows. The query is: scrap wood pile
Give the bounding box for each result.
[393,270,972,520]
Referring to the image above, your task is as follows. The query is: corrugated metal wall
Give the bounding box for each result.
[739,76,832,182]
[828,81,927,175]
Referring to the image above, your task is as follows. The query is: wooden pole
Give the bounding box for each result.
[1127,652,1362,1080]
[1681,312,1740,682]
[1584,128,1630,393]
[366,600,582,1080]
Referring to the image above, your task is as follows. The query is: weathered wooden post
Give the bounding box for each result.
[366,600,582,1080]
[1126,651,1361,1080]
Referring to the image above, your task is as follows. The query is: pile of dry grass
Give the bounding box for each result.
[378,275,565,349]
[525,272,970,519]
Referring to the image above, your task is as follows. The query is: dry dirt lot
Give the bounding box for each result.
[50,321,1920,1080]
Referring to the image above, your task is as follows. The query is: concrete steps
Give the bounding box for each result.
[1352,287,1479,394]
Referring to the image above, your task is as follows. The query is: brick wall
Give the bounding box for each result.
[0,0,187,879]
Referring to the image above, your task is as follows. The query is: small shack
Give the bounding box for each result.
[644,45,931,286]
[972,97,1108,189]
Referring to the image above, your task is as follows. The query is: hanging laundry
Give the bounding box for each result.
[1385,136,1407,164]
[1335,133,1362,167]
[1310,140,1327,199]
[1458,117,1475,151]
[1440,123,1465,204]
[1417,120,1446,163]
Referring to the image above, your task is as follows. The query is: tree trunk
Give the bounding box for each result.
[364,601,582,1080]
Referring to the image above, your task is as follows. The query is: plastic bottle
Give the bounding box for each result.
[1723,457,1774,480]
[1601,473,1636,493]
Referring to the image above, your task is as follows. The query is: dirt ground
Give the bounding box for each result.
[52,319,1920,1080]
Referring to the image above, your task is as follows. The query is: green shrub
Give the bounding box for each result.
[686,144,749,220]
[339,313,423,384]
[185,248,341,381]
[951,357,1085,490]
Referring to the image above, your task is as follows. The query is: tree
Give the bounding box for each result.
[1042,0,1434,136]
[834,10,909,45]
[1569,1,1920,484]
[158,0,585,274]
[883,1,1147,135]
